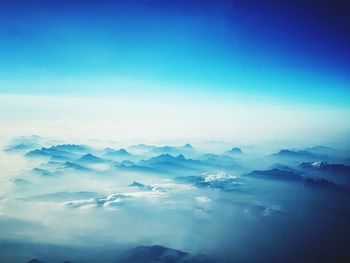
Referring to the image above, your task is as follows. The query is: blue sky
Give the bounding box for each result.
[0,0,349,104]
[0,0,349,143]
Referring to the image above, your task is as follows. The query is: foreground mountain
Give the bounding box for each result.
[299,161,350,175]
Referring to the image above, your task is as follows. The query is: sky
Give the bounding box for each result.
[0,0,349,144]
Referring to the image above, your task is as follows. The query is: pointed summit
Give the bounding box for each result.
[183,143,194,149]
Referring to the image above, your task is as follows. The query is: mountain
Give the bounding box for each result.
[175,173,241,191]
[63,161,92,172]
[5,143,37,152]
[271,149,320,159]
[25,245,214,263]
[149,144,196,156]
[4,135,42,152]
[199,154,240,169]
[116,245,211,263]
[78,153,104,163]
[26,259,44,263]
[49,144,90,153]
[245,168,303,181]
[104,148,131,156]
[32,167,55,176]
[115,163,156,173]
[26,147,79,160]
[175,176,205,185]
[140,154,200,170]
[183,143,194,150]
[26,259,72,263]
[119,160,135,167]
[32,160,92,176]
[13,178,30,185]
[304,178,337,189]
[299,161,350,175]
[129,181,154,191]
[225,147,243,155]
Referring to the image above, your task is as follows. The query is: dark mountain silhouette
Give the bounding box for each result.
[299,161,350,175]
[116,245,213,263]
[304,178,337,189]
[26,259,44,263]
[245,168,303,181]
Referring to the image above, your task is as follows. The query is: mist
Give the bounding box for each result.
[1,135,350,262]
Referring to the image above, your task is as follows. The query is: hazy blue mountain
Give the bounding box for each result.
[4,135,42,152]
[48,144,90,153]
[304,178,337,189]
[13,178,30,185]
[175,176,204,185]
[128,181,160,191]
[5,143,37,152]
[33,161,93,176]
[139,154,200,170]
[115,163,156,173]
[225,147,243,155]
[199,154,240,169]
[116,245,206,263]
[62,161,92,172]
[149,144,196,156]
[104,148,131,156]
[245,168,303,181]
[183,143,194,150]
[129,181,151,189]
[26,147,79,160]
[269,163,295,171]
[299,161,350,175]
[118,160,135,167]
[24,245,214,263]
[175,173,241,191]
[78,153,105,163]
[26,259,44,263]
[32,168,55,177]
[271,149,321,160]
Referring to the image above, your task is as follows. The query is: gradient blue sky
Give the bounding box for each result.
[0,0,349,143]
[0,0,349,103]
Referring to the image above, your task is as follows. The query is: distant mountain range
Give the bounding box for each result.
[245,168,303,181]
[271,149,322,159]
[139,154,201,170]
[26,245,214,263]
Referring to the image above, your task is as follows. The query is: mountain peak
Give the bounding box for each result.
[78,154,103,163]
[183,143,194,149]
[227,147,243,154]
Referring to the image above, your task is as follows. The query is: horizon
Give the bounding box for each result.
[1,1,350,263]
